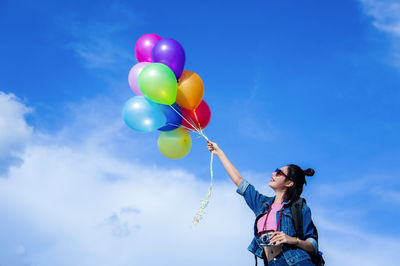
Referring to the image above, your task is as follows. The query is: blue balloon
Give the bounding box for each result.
[158,103,182,131]
[122,96,166,132]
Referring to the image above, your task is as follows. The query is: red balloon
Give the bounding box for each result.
[181,100,211,131]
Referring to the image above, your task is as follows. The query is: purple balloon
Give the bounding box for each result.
[151,38,185,79]
[135,33,162,62]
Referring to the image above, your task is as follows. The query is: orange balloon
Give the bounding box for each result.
[176,70,204,110]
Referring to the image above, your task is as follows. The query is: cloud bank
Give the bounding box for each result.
[0,92,255,266]
[1,92,398,265]
[0,92,33,174]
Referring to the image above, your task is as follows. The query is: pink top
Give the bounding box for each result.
[257,202,284,234]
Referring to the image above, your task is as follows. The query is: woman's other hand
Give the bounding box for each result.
[270,231,316,254]
[270,231,297,246]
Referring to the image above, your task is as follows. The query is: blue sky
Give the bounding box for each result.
[1,0,400,265]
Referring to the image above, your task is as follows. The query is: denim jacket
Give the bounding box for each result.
[236,179,319,266]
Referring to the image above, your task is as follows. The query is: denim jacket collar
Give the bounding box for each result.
[263,196,292,208]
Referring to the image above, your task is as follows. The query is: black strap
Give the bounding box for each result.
[290,198,305,240]
[255,254,269,266]
[258,197,323,265]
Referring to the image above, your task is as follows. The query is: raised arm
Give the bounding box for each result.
[207,140,268,214]
[207,140,242,186]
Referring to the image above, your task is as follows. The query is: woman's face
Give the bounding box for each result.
[268,166,293,191]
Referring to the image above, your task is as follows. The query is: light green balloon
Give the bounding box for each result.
[138,63,177,105]
[158,128,192,159]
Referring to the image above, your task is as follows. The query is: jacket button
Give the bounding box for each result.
[290,259,294,263]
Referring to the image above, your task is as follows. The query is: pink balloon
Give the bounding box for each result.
[135,33,162,62]
[128,62,150,95]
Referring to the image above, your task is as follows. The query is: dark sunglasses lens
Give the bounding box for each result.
[275,168,282,176]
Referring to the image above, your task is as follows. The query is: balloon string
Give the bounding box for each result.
[168,105,209,141]
[191,152,213,228]
[182,110,209,141]
[188,109,209,141]
[168,106,212,227]
[187,115,200,131]
[166,123,197,133]
[167,123,207,141]
[169,105,200,133]
[198,127,209,141]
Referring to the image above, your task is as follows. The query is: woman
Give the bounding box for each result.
[207,140,318,266]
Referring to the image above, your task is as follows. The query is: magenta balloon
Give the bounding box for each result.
[151,38,185,79]
[135,33,162,62]
[128,62,150,95]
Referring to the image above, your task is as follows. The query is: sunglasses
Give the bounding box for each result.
[274,168,287,178]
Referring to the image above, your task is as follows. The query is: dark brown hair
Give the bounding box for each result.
[283,164,315,202]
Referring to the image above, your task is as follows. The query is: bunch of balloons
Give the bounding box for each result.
[122,33,212,159]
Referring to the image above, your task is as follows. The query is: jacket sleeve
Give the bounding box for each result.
[302,204,319,255]
[236,179,268,215]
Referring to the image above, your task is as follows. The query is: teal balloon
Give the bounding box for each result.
[122,96,166,132]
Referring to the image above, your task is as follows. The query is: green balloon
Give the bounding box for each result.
[138,63,177,105]
[158,128,192,159]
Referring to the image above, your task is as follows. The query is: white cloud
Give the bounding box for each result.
[310,173,400,205]
[370,186,400,203]
[0,92,33,173]
[1,92,398,265]
[306,174,400,265]
[361,0,400,35]
[14,245,25,256]
[360,0,400,66]
[317,216,400,266]
[58,4,138,70]
[238,114,276,142]
[0,138,255,266]
[65,29,133,70]
[0,92,254,266]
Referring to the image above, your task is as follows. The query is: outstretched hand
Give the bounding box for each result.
[207,140,223,156]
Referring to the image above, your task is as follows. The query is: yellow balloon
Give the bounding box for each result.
[158,128,192,159]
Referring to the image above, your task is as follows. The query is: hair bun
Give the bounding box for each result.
[303,168,315,177]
